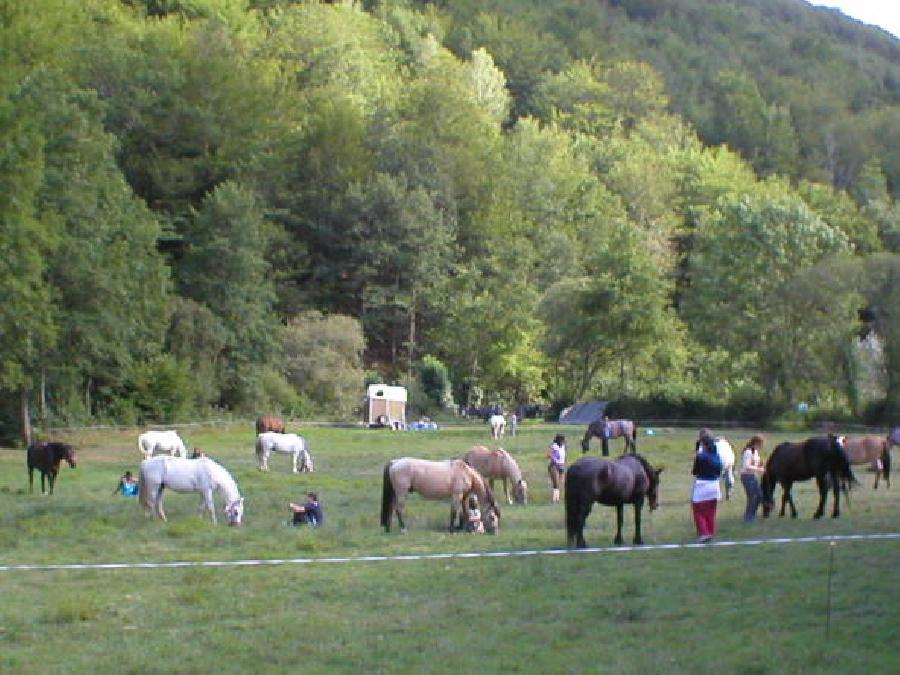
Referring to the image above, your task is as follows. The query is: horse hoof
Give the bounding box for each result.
[614,538,624,546]
[633,539,643,546]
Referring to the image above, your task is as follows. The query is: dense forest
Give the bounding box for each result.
[2,0,898,439]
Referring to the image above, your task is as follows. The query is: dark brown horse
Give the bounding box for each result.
[761,435,855,519]
[255,415,285,434]
[581,418,637,456]
[27,441,77,494]
[565,454,663,547]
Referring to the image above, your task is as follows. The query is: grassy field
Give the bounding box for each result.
[1,423,898,674]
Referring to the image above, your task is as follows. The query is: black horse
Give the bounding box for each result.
[565,454,663,548]
[761,435,855,519]
[27,441,77,494]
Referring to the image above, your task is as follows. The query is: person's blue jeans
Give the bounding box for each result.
[741,473,762,522]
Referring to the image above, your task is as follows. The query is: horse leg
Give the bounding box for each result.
[574,501,593,548]
[614,504,625,545]
[204,490,217,525]
[633,503,644,546]
[395,497,407,533]
[830,472,840,519]
[48,470,56,495]
[155,486,168,522]
[291,451,298,473]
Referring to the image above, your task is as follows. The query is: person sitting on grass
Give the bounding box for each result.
[289,492,324,527]
[113,470,139,497]
[464,495,485,533]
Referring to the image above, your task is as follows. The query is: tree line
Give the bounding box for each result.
[1,0,898,440]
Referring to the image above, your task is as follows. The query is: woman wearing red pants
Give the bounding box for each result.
[691,432,723,543]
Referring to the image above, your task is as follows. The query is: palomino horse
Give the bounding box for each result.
[381,458,500,533]
[761,435,855,519]
[138,430,187,459]
[138,456,244,525]
[565,453,663,547]
[581,418,637,456]
[27,441,77,495]
[255,415,286,434]
[463,446,528,504]
[489,414,506,440]
[841,435,893,489]
[255,432,313,473]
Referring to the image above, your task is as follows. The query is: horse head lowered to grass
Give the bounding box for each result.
[565,453,663,548]
[463,446,527,505]
[139,455,244,526]
[381,457,500,533]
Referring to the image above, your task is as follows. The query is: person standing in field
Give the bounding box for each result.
[739,435,766,522]
[547,434,567,503]
[691,431,723,543]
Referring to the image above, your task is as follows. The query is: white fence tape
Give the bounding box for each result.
[1,532,897,573]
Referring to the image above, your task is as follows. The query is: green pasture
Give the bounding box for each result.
[1,423,898,674]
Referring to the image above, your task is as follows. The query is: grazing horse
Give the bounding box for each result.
[255,415,286,435]
[255,432,313,473]
[841,435,892,489]
[565,454,663,548]
[761,435,855,519]
[463,446,528,504]
[381,458,500,533]
[27,441,77,495]
[489,414,506,440]
[581,418,637,455]
[138,430,187,459]
[138,456,244,525]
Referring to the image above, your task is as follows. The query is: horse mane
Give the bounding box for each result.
[630,453,657,487]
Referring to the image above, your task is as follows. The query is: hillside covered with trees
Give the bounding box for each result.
[2,0,898,438]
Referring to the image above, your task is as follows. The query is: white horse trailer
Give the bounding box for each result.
[366,384,407,429]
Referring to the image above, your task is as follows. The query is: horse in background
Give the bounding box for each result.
[463,446,528,504]
[581,418,637,456]
[138,455,244,525]
[381,458,500,533]
[138,430,187,459]
[489,414,506,440]
[565,453,663,548]
[255,415,286,435]
[841,435,892,489]
[255,432,313,473]
[27,441,77,495]
[761,435,855,519]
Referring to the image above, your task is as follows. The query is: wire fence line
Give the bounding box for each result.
[1,532,897,574]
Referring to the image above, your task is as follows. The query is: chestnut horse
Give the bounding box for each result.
[581,418,637,456]
[565,453,663,548]
[27,441,77,495]
[463,446,527,504]
[841,435,893,489]
[255,415,286,434]
[381,458,500,533]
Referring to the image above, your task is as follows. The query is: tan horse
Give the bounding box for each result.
[381,458,500,533]
[463,446,527,505]
[841,435,893,489]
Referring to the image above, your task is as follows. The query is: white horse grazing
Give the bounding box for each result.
[138,456,244,525]
[489,414,506,440]
[715,438,736,500]
[138,430,187,459]
[256,432,313,473]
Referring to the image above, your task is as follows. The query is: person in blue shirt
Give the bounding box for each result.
[113,470,139,497]
[289,492,324,527]
[691,431,723,542]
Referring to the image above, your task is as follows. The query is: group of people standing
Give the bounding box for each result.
[545,428,768,543]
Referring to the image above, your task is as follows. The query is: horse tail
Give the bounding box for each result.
[381,462,395,530]
[138,463,150,511]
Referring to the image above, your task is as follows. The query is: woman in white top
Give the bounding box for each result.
[739,435,766,522]
[547,434,567,503]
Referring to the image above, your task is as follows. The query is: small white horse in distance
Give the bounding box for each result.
[138,455,244,525]
[489,414,506,440]
[256,432,314,473]
[138,430,187,459]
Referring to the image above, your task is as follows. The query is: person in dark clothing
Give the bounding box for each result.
[289,492,324,527]
[691,432,723,542]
